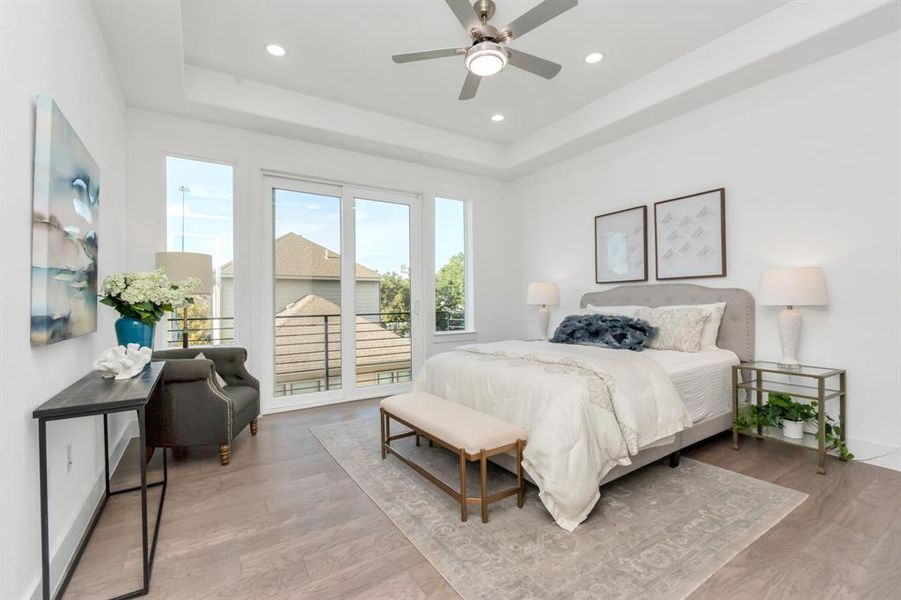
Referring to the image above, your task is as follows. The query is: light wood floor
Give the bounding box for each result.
[63,398,901,599]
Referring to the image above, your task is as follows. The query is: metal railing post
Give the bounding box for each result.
[182,307,189,348]
[323,314,330,391]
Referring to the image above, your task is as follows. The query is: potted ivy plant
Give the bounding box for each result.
[767,393,815,439]
[734,392,853,460]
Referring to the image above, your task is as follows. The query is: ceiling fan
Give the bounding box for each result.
[392,0,578,101]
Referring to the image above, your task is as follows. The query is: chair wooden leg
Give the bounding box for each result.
[516,440,524,509]
[480,450,489,523]
[459,449,468,522]
[219,443,231,466]
[250,418,258,436]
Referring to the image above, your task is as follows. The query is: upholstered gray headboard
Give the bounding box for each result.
[580,284,755,361]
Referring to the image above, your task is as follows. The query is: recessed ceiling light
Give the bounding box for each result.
[585,52,604,64]
[266,44,286,57]
[490,114,505,122]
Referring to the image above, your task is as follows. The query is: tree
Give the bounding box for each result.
[380,271,411,336]
[185,296,213,345]
[435,252,465,331]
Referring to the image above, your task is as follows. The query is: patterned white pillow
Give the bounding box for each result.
[666,302,726,350]
[636,307,709,352]
[195,352,228,388]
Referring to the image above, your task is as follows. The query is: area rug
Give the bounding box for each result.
[312,417,807,600]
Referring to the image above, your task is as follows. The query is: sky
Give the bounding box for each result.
[166,156,234,268]
[167,156,465,277]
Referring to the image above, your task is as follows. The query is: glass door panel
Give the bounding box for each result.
[272,187,342,397]
[354,197,413,388]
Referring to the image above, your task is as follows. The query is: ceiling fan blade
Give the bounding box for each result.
[504,0,578,41]
[444,0,479,33]
[392,47,464,64]
[507,49,562,79]
[459,71,481,101]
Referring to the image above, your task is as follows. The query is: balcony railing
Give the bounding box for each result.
[166,315,235,348]
[167,311,464,397]
[274,311,415,395]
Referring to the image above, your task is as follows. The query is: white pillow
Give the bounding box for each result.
[582,304,646,318]
[636,306,708,352]
[195,352,228,388]
[666,302,726,350]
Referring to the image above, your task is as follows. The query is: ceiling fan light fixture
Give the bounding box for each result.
[465,41,508,77]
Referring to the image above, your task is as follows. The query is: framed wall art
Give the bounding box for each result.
[654,188,725,280]
[31,95,100,346]
[594,205,648,284]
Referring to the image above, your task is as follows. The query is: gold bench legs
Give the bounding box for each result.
[516,439,524,509]
[460,449,468,522]
[480,450,489,523]
[380,409,525,524]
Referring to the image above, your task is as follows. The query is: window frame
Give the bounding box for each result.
[163,152,238,347]
[432,195,475,337]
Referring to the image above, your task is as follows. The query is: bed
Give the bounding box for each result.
[414,283,754,530]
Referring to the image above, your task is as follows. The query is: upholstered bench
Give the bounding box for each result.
[380,392,526,523]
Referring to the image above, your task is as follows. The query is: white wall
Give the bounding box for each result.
[0,2,131,598]
[513,33,901,460]
[125,109,519,411]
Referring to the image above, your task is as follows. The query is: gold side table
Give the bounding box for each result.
[732,361,847,475]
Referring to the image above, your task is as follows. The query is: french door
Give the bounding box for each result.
[263,176,422,410]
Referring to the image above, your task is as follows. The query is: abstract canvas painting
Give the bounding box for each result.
[654,188,725,280]
[594,205,647,283]
[31,95,100,346]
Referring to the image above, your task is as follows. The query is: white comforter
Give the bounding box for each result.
[413,341,692,531]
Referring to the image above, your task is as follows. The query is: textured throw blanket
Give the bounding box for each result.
[414,341,692,531]
[550,314,657,351]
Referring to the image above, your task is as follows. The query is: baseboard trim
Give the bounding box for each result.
[27,417,138,600]
[847,435,901,471]
[264,383,410,415]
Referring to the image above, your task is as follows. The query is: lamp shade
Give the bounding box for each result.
[527,282,560,306]
[758,267,827,307]
[155,252,214,294]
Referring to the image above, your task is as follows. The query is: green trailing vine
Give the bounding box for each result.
[734,392,853,461]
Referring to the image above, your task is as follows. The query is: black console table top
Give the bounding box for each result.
[33,362,164,420]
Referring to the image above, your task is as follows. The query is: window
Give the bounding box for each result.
[165,156,235,347]
[434,197,468,332]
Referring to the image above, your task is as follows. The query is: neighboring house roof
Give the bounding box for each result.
[274,294,410,384]
[220,233,380,280]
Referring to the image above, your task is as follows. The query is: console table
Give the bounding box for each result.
[33,362,166,600]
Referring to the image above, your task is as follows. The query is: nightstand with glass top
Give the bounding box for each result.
[732,361,847,475]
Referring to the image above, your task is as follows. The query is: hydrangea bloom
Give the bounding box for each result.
[100,268,201,325]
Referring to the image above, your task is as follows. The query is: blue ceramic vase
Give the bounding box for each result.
[114,317,155,348]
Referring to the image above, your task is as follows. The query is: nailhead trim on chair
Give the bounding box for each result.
[206,378,233,441]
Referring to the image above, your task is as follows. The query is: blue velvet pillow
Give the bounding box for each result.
[549,314,657,352]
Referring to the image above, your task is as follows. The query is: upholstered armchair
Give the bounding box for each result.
[149,347,260,465]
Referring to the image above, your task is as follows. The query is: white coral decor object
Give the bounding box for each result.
[93,344,153,379]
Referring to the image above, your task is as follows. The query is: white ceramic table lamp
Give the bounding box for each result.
[527,282,560,340]
[758,267,827,366]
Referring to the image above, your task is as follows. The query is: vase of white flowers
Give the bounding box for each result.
[100,269,200,348]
